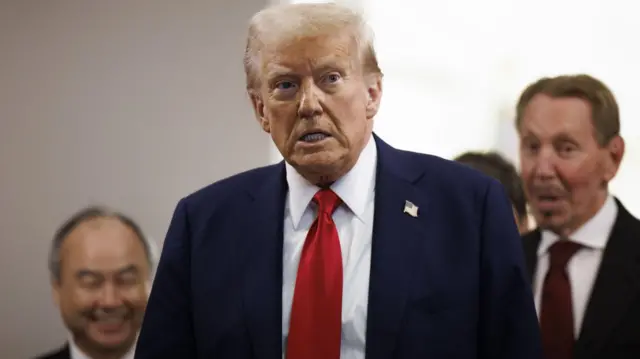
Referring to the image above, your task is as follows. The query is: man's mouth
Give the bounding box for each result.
[533,192,567,216]
[93,316,126,324]
[299,132,331,143]
[87,308,132,325]
[89,315,129,333]
[538,194,560,203]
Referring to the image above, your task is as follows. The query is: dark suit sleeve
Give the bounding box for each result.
[478,181,543,359]
[135,199,197,358]
[32,345,69,359]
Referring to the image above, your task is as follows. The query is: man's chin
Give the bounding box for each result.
[87,322,134,349]
[534,212,571,235]
[287,146,354,182]
[290,149,342,167]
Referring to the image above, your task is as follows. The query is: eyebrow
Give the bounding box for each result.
[266,58,349,78]
[553,133,578,142]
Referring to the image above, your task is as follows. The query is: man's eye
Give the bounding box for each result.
[118,275,140,286]
[560,145,576,154]
[557,142,577,154]
[276,81,296,90]
[522,142,539,154]
[325,73,341,83]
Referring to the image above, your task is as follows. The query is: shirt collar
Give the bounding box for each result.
[69,336,136,359]
[538,194,618,255]
[285,135,377,229]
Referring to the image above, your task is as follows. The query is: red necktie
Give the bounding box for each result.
[540,240,582,359]
[286,189,343,359]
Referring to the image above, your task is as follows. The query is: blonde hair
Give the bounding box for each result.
[243,2,381,90]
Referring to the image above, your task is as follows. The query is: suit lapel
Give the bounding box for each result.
[576,200,640,354]
[50,344,70,359]
[242,163,288,359]
[365,137,432,359]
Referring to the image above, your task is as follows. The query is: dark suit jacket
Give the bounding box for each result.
[34,345,69,359]
[135,135,542,359]
[523,198,640,359]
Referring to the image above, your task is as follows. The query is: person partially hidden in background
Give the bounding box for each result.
[455,151,530,234]
[35,206,154,359]
[517,74,640,359]
[135,3,541,359]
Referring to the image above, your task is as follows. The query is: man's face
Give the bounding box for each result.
[518,94,623,236]
[250,32,382,184]
[53,217,150,355]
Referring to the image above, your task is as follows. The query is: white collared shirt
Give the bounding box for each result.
[69,338,135,359]
[533,195,618,336]
[282,135,377,359]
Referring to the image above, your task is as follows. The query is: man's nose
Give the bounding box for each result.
[533,148,557,180]
[297,79,323,119]
[97,283,123,308]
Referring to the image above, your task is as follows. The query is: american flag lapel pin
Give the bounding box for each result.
[403,200,418,217]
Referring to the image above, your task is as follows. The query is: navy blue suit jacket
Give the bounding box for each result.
[135,135,542,358]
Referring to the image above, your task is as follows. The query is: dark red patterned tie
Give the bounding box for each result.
[286,189,343,359]
[540,240,582,359]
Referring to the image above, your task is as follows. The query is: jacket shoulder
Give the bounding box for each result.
[33,345,69,359]
[180,162,283,214]
[398,149,497,192]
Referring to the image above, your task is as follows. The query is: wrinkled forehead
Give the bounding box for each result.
[261,32,359,76]
[519,95,596,140]
[61,218,149,272]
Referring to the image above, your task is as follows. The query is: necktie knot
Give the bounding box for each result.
[548,239,582,269]
[313,189,341,215]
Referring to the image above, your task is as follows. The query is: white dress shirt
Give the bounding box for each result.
[533,195,618,336]
[282,136,377,359]
[69,337,135,359]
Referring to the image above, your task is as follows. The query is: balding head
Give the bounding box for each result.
[49,206,153,283]
[49,206,153,358]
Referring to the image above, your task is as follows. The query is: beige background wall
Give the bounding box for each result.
[0,1,272,357]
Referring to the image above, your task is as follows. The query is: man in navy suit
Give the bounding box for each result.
[135,3,541,359]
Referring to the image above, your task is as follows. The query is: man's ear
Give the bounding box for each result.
[248,89,270,133]
[51,279,61,308]
[365,73,383,119]
[603,135,625,182]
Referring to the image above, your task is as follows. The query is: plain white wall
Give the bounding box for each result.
[365,0,640,217]
[0,0,272,357]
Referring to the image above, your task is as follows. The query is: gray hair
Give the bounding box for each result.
[49,206,155,283]
[243,2,381,90]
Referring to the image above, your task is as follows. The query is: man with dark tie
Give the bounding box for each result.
[135,3,541,358]
[517,74,640,359]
